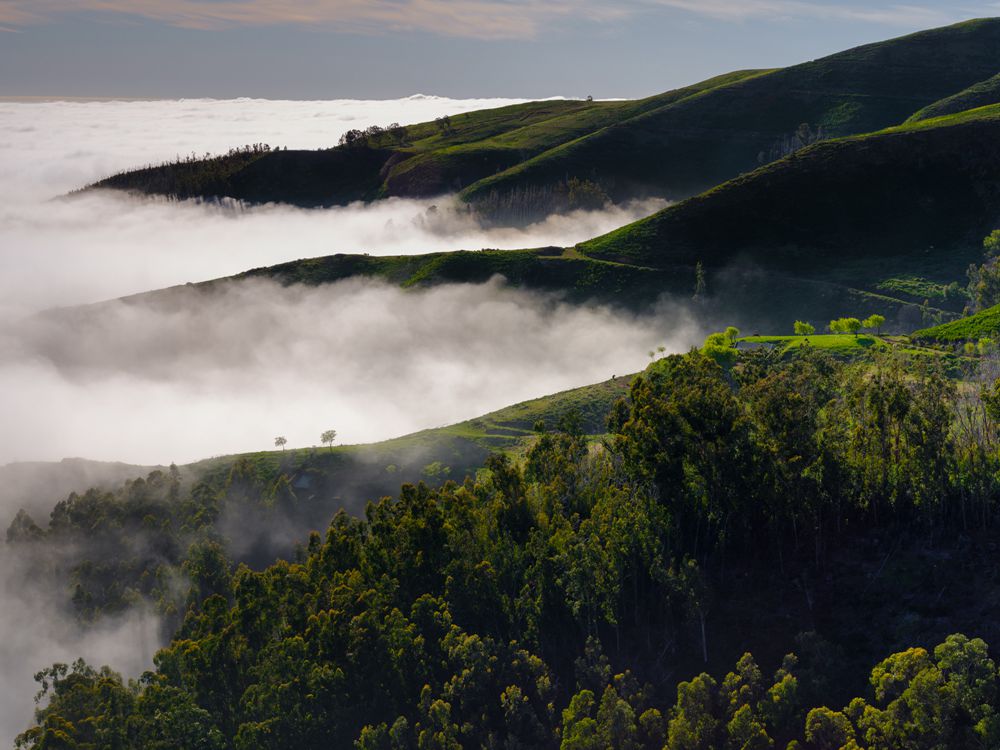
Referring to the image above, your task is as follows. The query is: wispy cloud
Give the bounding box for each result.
[0,0,974,38]
[0,0,625,39]
[643,0,963,26]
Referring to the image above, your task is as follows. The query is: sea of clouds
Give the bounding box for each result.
[0,95,694,744]
[0,96,665,316]
[0,95,686,465]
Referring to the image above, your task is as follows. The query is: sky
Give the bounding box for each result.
[0,1,997,99]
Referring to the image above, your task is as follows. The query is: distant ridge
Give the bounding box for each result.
[90,19,1000,224]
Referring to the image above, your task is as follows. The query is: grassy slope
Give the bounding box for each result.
[576,104,1000,316]
[739,333,965,368]
[231,247,687,303]
[92,20,1000,213]
[90,71,764,208]
[912,303,1000,342]
[907,72,1000,122]
[739,334,886,356]
[461,18,1000,207]
[580,103,1000,266]
[185,375,633,517]
[91,100,1000,335]
[381,70,764,198]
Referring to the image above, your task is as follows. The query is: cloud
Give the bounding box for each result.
[0,0,976,38]
[0,0,626,38]
[0,276,695,466]
[0,546,161,744]
[0,96,683,467]
[0,98,664,316]
[641,0,962,26]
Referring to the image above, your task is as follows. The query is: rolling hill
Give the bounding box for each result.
[168,102,1000,333]
[569,104,1000,322]
[183,372,631,525]
[907,72,1000,122]
[89,71,764,211]
[911,302,1000,342]
[89,19,1000,223]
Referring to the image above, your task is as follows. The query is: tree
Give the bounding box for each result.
[804,707,854,750]
[435,115,453,135]
[793,321,815,336]
[862,314,885,335]
[274,436,287,451]
[701,333,738,368]
[966,230,1000,312]
[338,129,366,148]
[321,429,337,451]
[693,262,707,300]
[829,318,861,336]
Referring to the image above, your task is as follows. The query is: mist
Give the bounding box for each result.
[2,276,697,466]
[1,191,665,317]
[0,95,678,467]
[0,545,161,744]
[0,96,690,743]
[0,96,661,315]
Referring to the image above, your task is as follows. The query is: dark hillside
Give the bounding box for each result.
[907,71,1000,122]
[462,18,1000,212]
[578,107,1000,293]
[89,74,761,209]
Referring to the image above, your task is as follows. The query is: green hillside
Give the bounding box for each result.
[574,104,1000,318]
[184,373,632,523]
[90,70,763,210]
[78,94,1000,339]
[193,104,1000,333]
[912,302,1000,342]
[907,71,1000,122]
[90,19,1000,220]
[463,18,1000,215]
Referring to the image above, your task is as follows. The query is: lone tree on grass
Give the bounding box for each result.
[863,314,886,335]
[321,429,337,452]
[274,436,287,451]
[794,320,815,336]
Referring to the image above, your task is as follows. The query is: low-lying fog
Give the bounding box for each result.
[0,96,664,315]
[0,96,693,744]
[2,277,692,465]
[0,96,686,466]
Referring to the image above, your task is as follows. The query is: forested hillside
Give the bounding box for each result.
[15,345,1000,749]
[18,16,1000,750]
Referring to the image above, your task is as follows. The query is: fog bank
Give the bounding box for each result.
[0,96,664,315]
[0,546,161,744]
[1,191,665,317]
[1,277,696,466]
